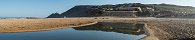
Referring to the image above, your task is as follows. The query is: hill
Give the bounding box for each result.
[47,3,195,18]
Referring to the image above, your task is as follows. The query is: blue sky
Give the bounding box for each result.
[0,0,195,17]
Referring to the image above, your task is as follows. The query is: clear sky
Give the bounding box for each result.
[0,0,195,17]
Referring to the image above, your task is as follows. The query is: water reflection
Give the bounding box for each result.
[0,22,146,40]
[74,22,146,35]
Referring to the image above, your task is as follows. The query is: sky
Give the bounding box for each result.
[0,0,195,17]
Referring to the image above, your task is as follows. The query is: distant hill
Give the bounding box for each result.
[151,4,195,18]
[47,12,63,18]
[47,3,195,18]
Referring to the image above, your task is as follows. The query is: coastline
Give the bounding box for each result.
[141,23,159,40]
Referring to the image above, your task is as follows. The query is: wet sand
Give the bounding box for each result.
[0,18,97,32]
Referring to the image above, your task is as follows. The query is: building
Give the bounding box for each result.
[115,7,142,12]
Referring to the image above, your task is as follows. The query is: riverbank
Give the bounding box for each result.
[0,18,97,32]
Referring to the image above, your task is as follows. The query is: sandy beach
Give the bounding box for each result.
[0,18,97,32]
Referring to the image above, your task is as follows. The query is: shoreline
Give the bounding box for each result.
[1,21,98,33]
[94,17,195,40]
[141,23,159,40]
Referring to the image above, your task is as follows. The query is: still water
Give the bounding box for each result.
[0,22,147,40]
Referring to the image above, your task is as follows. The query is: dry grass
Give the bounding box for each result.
[0,18,96,32]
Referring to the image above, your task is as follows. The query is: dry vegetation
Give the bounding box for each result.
[0,18,96,32]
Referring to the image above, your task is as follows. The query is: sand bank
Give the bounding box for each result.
[0,18,97,32]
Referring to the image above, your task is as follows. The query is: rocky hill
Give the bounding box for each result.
[47,3,195,18]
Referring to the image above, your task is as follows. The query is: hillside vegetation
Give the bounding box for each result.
[47,3,195,18]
